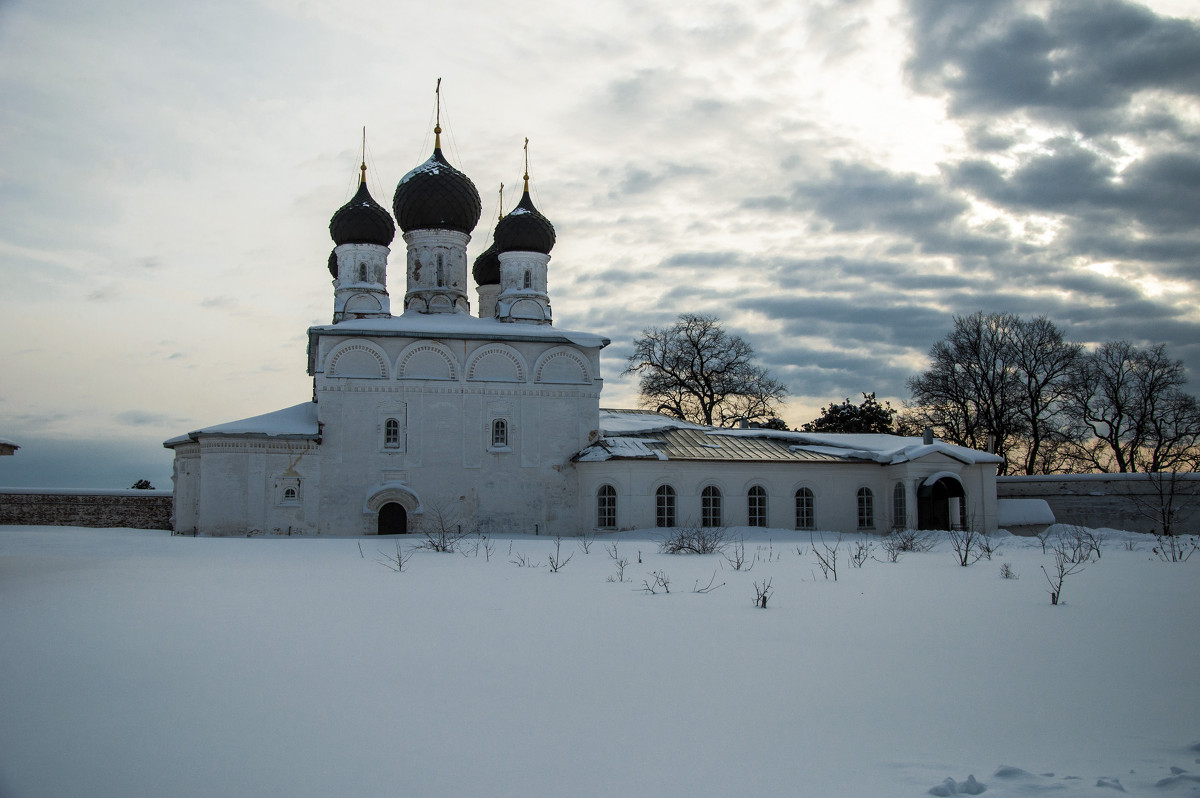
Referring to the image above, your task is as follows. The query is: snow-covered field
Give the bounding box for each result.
[1,524,1197,798]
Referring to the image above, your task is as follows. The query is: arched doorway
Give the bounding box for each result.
[918,475,965,530]
[378,502,408,535]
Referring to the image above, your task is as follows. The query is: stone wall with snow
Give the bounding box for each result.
[0,489,172,529]
[997,473,1200,534]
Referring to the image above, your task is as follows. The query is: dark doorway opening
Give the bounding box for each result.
[378,502,408,535]
[917,476,965,530]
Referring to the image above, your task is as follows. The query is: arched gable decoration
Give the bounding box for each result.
[465,345,527,383]
[364,482,423,515]
[327,341,389,378]
[533,347,591,384]
[397,341,459,381]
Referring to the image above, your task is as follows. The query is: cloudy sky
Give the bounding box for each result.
[1,0,1198,488]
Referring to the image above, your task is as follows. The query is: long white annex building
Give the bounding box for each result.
[165,118,1002,537]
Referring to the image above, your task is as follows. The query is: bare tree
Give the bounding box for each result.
[907,313,1081,475]
[1007,316,1083,475]
[1065,341,1200,473]
[1041,528,1090,605]
[624,313,787,426]
[1124,471,1200,538]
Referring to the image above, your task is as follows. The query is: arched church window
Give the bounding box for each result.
[795,487,814,529]
[283,488,297,501]
[655,485,676,528]
[359,263,367,282]
[523,270,532,289]
[436,253,445,287]
[892,482,907,529]
[491,418,508,448]
[747,485,768,527]
[596,484,617,529]
[701,485,722,528]
[857,487,874,529]
[384,418,400,448]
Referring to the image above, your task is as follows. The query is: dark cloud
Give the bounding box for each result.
[906,0,1200,130]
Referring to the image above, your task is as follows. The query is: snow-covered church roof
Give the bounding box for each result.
[164,402,320,448]
[575,410,1005,465]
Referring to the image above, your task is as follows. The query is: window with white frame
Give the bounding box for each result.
[701,485,722,527]
[795,487,814,529]
[796,484,816,528]
[747,485,768,527]
[384,418,401,448]
[491,418,508,448]
[655,485,676,528]
[596,484,617,528]
[892,482,907,529]
[857,487,874,529]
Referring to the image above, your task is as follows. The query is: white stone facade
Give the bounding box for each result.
[164,130,1002,538]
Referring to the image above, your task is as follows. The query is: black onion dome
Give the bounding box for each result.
[493,190,555,255]
[330,180,395,247]
[327,249,338,278]
[392,148,481,235]
[473,242,501,286]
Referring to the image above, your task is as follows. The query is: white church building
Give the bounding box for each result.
[164,122,1002,537]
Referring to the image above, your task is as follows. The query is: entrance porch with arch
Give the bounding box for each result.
[364,483,423,535]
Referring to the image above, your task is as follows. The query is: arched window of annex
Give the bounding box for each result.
[654,484,677,528]
[596,484,617,529]
[747,485,768,527]
[857,487,875,530]
[892,481,907,530]
[794,487,815,530]
[701,485,723,528]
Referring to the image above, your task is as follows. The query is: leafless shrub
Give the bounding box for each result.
[578,529,598,554]
[641,570,671,594]
[949,527,986,566]
[375,541,414,573]
[753,578,774,608]
[1042,532,1089,605]
[887,528,936,553]
[999,562,1018,580]
[1152,533,1198,563]
[794,544,808,557]
[417,501,472,553]
[977,531,1000,561]
[547,536,574,573]
[510,551,542,568]
[723,537,756,571]
[1075,528,1106,560]
[693,571,725,593]
[849,538,873,568]
[811,532,840,581]
[658,523,730,555]
[605,542,629,583]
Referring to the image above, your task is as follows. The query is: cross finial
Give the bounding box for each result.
[434,78,443,149]
[498,182,505,220]
[360,126,367,184]
[523,137,530,192]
